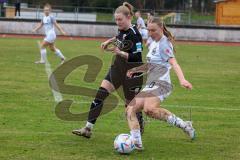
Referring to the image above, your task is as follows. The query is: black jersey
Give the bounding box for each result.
[114,25,143,67]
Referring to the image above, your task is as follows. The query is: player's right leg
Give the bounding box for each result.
[126,92,145,150]
[72,79,115,138]
[35,41,49,64]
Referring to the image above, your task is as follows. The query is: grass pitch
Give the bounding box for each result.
[0,37,239,160]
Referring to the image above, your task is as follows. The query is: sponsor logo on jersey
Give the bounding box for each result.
[136,42,142,52]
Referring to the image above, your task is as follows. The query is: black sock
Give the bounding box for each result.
[88,87,109,124]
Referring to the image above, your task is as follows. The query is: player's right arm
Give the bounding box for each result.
[101,37,116,50]
[127,64,148,78]
[32,21,43,33]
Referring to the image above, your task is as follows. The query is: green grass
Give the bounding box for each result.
[96,11,215,25]
[0,37,240,160]
[190,11,215,21]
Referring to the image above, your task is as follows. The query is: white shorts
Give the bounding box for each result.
[140,29,148,40]
[142,83,172,102]
[44,32,56,43]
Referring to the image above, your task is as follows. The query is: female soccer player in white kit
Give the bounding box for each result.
[135,11,148,44]
[126,17,196,150]
[32,3,66,64]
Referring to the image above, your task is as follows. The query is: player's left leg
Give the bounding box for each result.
[49,43,65,64]
[141,94,196,140]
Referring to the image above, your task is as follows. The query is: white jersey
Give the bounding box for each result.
[137,17,148,40]
[142,35,175,101]
[42,15,56,35]
[137,17,147,29]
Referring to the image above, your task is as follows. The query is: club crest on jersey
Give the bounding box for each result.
[165,48,170,54]
[123,34,127,40]
[113,39,133,51]
[151,47,157,55]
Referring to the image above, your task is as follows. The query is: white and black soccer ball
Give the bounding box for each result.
[114,134,135,154]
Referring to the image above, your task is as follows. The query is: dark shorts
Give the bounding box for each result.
[104,65,143,105]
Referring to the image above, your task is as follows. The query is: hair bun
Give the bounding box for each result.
[123,2,134,16]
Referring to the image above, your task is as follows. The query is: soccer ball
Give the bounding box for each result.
[114,134,135,154]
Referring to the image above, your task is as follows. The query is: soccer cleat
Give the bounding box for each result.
[35,60,45,64]
[134,143,144,151]
[183,121,196,140]
[72,127,92,139]
[60,58,65,65]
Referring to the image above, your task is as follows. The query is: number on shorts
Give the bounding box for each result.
[149,82,155,88]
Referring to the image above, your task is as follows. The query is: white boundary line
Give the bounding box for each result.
[37,41,63,103]
[72,101,240,111]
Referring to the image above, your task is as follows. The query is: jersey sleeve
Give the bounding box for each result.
[50,16,56,24]
[160,43,175,62]
[127,33,143,62]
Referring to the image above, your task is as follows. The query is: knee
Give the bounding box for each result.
[40,45,45,50]
[143,107,154,117]
[50,47,56,52]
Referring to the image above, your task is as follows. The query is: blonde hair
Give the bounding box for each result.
[44,3,52,10]
[115,2,134,17]
[151,17,176,53]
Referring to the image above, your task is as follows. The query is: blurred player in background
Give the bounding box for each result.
[146,11,154,26]
[135,11,148,44]
[126,18,196,150]
[145,11,154,49]
[32,3,66,64]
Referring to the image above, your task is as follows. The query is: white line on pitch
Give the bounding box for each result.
[37,41,63,103]
[72,101,240,111]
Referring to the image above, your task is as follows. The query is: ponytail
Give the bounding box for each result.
[151,17,176,53]
[162,23,176,53]
[115,2,134,17]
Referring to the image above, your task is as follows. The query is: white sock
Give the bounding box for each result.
[86,122,94,130]
[167,114,187,129]
[55,49,65,60]
[130,129,142,146]
[40,48,47,62]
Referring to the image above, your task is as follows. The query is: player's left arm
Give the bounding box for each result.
[54,21,67,36]
[169,58,192,90]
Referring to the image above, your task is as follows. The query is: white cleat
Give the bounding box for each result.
[60,58,66,65]
[183,121,196,140]
[35,61,45,64]
[134,143,144,151]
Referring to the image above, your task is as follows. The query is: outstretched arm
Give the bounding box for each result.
[32,22,43,33]
[54,21,66,35]
[127,64,148,78]
[101,37,116,50]
[169,58,192,90]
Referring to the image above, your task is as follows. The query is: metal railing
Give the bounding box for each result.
[0,3,215,25]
